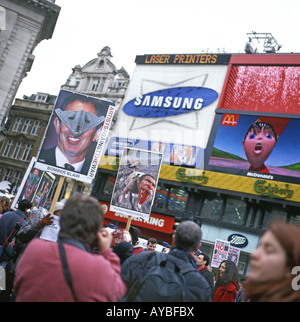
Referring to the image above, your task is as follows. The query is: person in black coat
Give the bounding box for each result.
[121,221,211,302]
[197,253,214,289]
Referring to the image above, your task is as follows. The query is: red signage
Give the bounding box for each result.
[100,201,175,234]
[221,113,239,127]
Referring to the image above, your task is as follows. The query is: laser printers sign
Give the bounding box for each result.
[123,86,218,118]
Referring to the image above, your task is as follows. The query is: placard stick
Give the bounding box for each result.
[49,176,65,214]
[125,216,132,231]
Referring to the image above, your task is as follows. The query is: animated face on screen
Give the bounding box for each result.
[243,121,277,173]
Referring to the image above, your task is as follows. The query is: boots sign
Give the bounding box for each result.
[227,233,249,248]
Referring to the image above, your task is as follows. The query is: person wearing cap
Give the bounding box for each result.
[52,201,65,216]
[38,93,106,175]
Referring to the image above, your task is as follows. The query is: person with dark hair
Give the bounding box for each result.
[244,220,300,302]
[121,220,211,302]
[129,226,144,255]
[13,193,126,302]
[212,260,239,302]
[112,241,134,264]
[0,196,10,214]
[197,253,214,289]
[0,199,32,265]
[146,237,157,252]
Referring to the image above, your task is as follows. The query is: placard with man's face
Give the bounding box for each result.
[35,90,115,184]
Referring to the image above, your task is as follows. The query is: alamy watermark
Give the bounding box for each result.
[291,266,300,291]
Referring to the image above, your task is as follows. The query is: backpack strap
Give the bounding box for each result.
[1,218,24,250]
[159,252,196,275]
[126,252,156,302]
[58,240,78,302]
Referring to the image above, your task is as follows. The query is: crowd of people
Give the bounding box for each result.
[0,193,300,302]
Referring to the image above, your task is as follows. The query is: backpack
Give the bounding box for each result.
[127,252,195,302]
[0,218,24,259]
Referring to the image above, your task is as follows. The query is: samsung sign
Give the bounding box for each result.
[123,86,218,118]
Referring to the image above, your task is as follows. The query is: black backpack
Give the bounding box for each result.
[127,252,195,302]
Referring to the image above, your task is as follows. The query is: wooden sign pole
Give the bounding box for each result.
[125,216,132,231]
[49,176,65,214]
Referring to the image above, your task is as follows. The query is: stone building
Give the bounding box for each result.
[61,46,130,124]
[0,93,56,194]
[0,0,60,140]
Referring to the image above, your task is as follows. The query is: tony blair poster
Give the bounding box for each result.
[35,90,115,184]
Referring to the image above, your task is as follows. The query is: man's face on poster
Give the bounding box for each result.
[54,99,99,164]
[243,124,277,169]
[24,169,40,199]
[138,175,156,205]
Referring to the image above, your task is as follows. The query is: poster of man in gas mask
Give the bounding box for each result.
[36,90,115,183]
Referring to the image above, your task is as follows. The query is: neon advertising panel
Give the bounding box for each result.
[205,112,300,184]
[205,58,300,184]
[222,65,300,114]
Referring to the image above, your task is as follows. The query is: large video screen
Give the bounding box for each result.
[205,113,300,183]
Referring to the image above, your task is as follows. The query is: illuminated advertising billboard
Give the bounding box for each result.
[221,64,300,114]
[205,113,300,184]
[105,136,204,168]
[205,55,300,185]
[110,54,231,156]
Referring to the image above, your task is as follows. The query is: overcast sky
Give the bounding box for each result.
[16,0,300,99]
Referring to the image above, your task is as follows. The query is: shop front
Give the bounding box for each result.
[92,156,300,277]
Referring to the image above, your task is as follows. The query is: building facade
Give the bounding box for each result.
[0,93,56,194]
[61,46,129,118]
[0,0,60,137]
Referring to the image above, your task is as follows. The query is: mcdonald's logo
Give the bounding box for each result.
[221,113,239,126]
